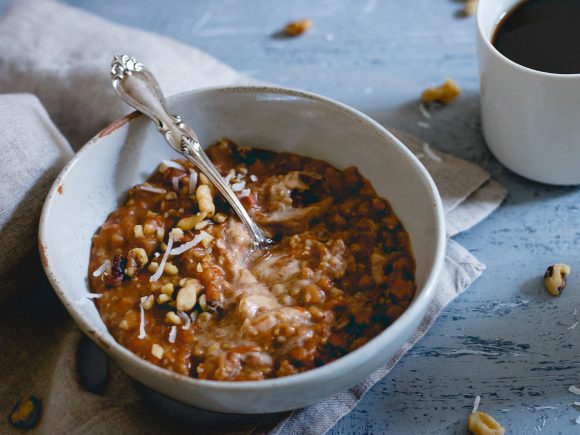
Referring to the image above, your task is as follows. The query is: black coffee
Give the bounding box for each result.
[492,0,580,74]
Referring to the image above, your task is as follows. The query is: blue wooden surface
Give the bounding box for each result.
[6,0,580,433]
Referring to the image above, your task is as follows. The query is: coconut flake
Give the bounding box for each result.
[576,416,580,425]
[417,121,431,129]
[170,231,206,256]
[231,181,246,192]
[138,184,166,194]
[533,406,557,411]
[472,395,481,414]
[138,296,147,339]
[250,174,258,182]
[573,402,580,408]
[237,188,251,198]
[154,252,160,258]
[419,102,431,119]
[177,311,191,329]
[162,160,185,171]
[569,386,580,395]
[189,169,198,194]
[422,142,443,163]
[172,175,184,192]
[149,235,174,282]
[92,260,111,277]
[568,321,579,330]
[169,325,177,343]
[85,293,103,299]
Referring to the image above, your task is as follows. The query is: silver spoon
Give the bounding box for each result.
[110,54,272,250]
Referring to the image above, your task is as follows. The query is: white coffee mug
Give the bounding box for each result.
[477,0,580,185]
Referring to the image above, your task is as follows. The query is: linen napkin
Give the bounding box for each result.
[0,1,507,434]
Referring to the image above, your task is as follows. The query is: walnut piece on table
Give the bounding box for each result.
[544,263,571,296]
[421,78,461,105]
[468,411,505,435]
[284,19,312,37]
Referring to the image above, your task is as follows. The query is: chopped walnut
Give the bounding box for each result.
[125,248,148,277]
[196,185,215,217]
[151,343,164,359]
[177,212,207,231]
[169,227,184,242]
[161,283,174,296]
[165,311,182,325]
[284,19,312,36]
[133,224,144,239]
[164,262,179,275]
[176,279,203,311]
[544,263,571,296]
[421,79,461,105]
[141,294,154,310]
[468,411,505,435]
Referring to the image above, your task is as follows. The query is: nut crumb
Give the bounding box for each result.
[284,18,312,36]
[468,411,505,435]
[421,78,461,105]
[165,311,182,325]
[151,343,164,359]
[544,263,571,296]
[141,294,154,310]
[133,224,144,239]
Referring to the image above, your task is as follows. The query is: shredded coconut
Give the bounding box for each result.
[422,142,443,163]
[153,252,160,258]
[92,260,111,277]
[172,175,184,192]
[189,169,198,194]
[533,406,557,411]
[169,325,177,343]
[170,231,206,256]
[568,321,579,330]
[85,293,103,299]
[250,174,258,182]
[237,189,251,198]
[419,102,431,119]
[231,181,246,192]
[576,416,580,425]
[162,160,185,171]
[569,385,580,396]
[177,311,191,329]
[138,296,147,339]
[472,395,481,414]
[573,402,580,408]
[149,235,174,282]
[138,184,166,194]
[417,121,431,129]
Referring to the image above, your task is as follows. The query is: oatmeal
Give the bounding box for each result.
[89,140,416,381]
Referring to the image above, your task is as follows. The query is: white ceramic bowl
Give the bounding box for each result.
[39,86,445,413]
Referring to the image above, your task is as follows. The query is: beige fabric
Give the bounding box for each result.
[0,1,506,434]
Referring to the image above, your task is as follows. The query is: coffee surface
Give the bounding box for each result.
[492,0,580,74]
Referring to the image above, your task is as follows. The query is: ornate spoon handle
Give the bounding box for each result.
[110,54,272,250]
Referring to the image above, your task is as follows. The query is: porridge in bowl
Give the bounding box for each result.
[89,140,415,381]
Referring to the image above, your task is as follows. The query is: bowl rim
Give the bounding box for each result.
[39,84,446,392]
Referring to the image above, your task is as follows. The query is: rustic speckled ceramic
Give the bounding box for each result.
[39,86,445,413]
